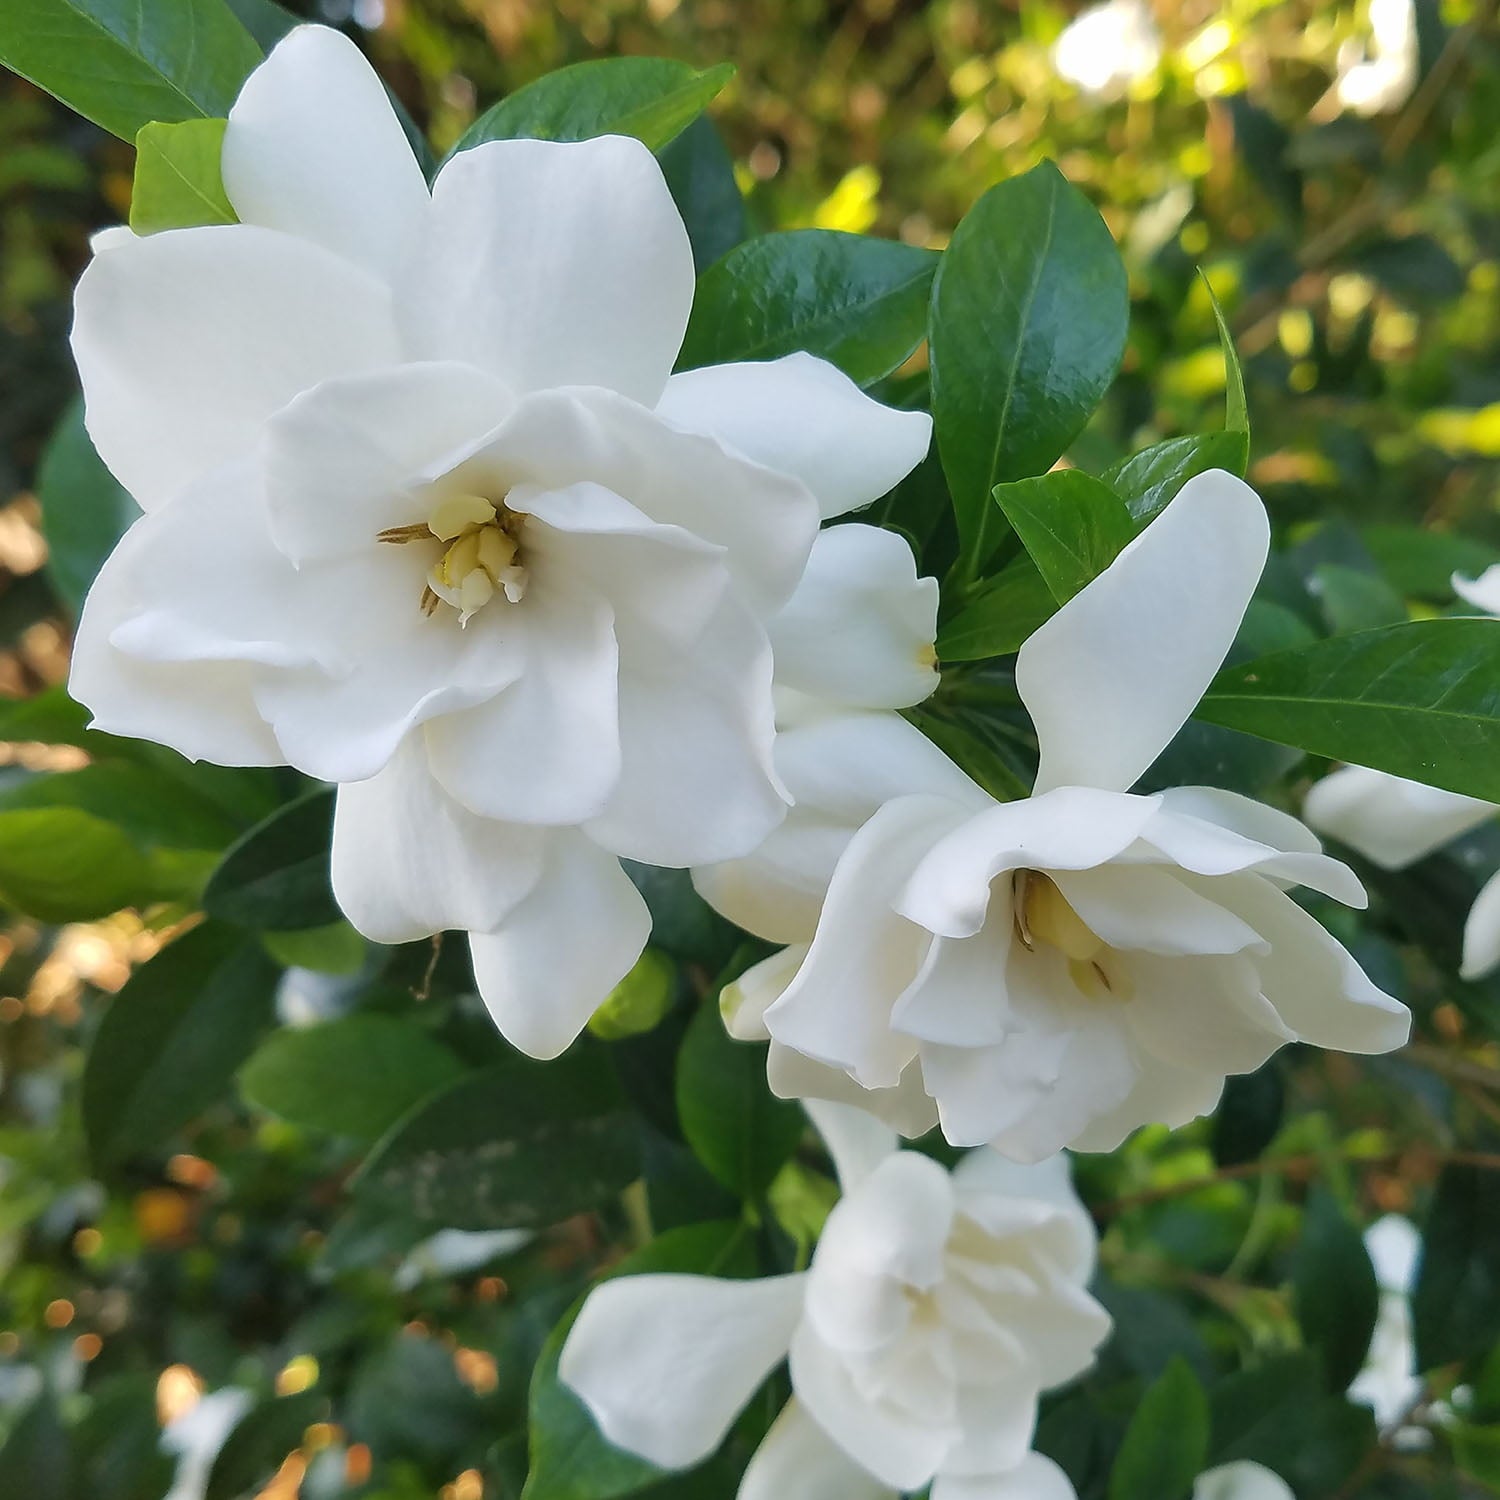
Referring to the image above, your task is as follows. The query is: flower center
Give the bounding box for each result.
[377,493,528,625]
[1013,871,1130,1002]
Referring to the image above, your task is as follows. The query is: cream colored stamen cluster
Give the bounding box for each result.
[378,493,527,625]
[1013,870,1129,1002]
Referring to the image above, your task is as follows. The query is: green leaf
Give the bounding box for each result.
[1210,1062,1284,1168]
[130,118,235,234]
[1414,1160,1500,1370]
[524,1220,754,1500]
[1293,1188,1380,1391]
[929,159,1128,576]
[203,788,340,932]
[260,919,365,974]
[992,469,1135,605]
[0,0,262,141]
[204,1391,326,1500]
[0,1392,70,1500]
[1103,430,1249,524]
[936,557,1058,662]
[36,400,137,616]
[1364,523,1500,601]
[1311,563,1408,634]
[353,1048,640,1230]
[239,1016,464,1143]
[678,229,938,387]
[588,948,676,1042]
[659,116,746,274]
[1108,1356,1210,1500]
[676,993,804,1200]
[450,58,732,159]
[1203,272,1250,441]
[1197,619,1500,802]
[82,923,279,1168]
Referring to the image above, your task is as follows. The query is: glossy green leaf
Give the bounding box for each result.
[0,0,262,141]
[659,115,747,273]
[524,1220,754,1500]
[929,159,1128,575]
[353,1049,640,1230]
[991,468,1135,604]
[240,1016,464,1143]
[1103,430,1248,524]
[676,992,804,1200]
[449,58,732,158]
[678,229,938,386]
[36,400,137,616]
[1414,1160,1500,1370]
[130,118,235,234]
[1108,1356,1209,1500]
[82,923,279,1168]
[204,1391,326,1500]
[936,557,1058,662]
[203,788,340,932]
[1203,273,1250,441]
[1197,619,1500,802]
[1293,1188,1379,1391]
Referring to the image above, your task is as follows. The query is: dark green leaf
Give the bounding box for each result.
[623,863,740,970]
[353,1049,640,1230]
[239,1016,464,1143]
[676,995,804,1200]
[929,159,1127,574]
[1364,524,1499,601]
[1311,564,1407,634]
[936,557,1058,662]
[906,709,1032,802]
[204,1391,325,1500]
[130,118,235,234]
[0,0,262,141]
[203,788,339,932]
[0,1392,70,1500]
[678,230,938,387]
[83,923,279,1167]
[1414,1160,1500,1370]
[659,116,746,273]
[1211,1062,1285,1168]
[1293,1188,1380,1391]
[1103,430,1248,524]
[36,400,137,616]
[1202,273,1249,441]
[1108,1357,1209,1500]
[991,469,1135,604]
[450,58,732,158]
[524,1220,754,1500]
[1197,619,1500,802]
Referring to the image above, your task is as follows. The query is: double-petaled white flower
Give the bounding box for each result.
[559,1101,1108,1499]
[67,25,930,1056]
[696,471,1410,1159]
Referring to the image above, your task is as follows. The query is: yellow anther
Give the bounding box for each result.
[1020,874,1105,963]
[476,527,517,576]
[439,531,483,588]
[428,494,497,541]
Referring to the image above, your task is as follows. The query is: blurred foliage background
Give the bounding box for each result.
[7,1,1500,1497]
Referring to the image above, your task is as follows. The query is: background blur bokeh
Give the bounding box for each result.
[6,2,1500,1497]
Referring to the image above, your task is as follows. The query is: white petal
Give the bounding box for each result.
[722,945,808,1042]
[1193,1461,1296,1500]
[264,362,515,564]
[1365,1214,1421,1295]
[222,25,430,285]
[804,1100,898,1193]
[1462,868,1500,980]
[72,225,398,510]
[403,136,694,406]
[1453,564,1500,617]
[467,832,650,1059]
[932,1454,1078,1500]
[330,739,545,943]
[737,1400,897,1500]
[812,1151,954,1292]
[1156,784,1327,856]
[952,1150,1097,1281]
[656,354,932,520]
[769,525,938,711]
[768,1045,942,1139]
[1016,469,1270,794]
[1067,1051,1224,1154]
[559,1272,805,1469]
[1303,765,1496,871]
[1053,865,1266,958]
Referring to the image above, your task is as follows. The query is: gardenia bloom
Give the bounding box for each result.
[1194,1462,1294,1500]
[1334,0,1418,116]
[162,1388,252,1500]
[1304,764,1500,980]
[1349,1215,1425,1435]
[559,1102,1108,1499]
[1053,0,1162,99]
[67,25,930,1056]
[696,471,1411,1159]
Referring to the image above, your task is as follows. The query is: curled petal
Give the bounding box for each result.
[1462,868,1500,981]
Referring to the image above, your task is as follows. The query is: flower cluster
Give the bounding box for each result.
[71,25,1412,1497]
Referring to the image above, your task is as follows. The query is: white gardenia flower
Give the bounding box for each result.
[559,1101,1108,1500]
[162,1388,253,1500]
[1053,0,1162,99]
[1193,1461,1294,1500]
[67,25,931,1058]
[1349,1214,1426,1435]
[1334,0,1419,117]
[695,471,1411,1159]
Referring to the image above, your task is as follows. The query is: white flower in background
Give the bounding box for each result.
[67,25,930,1058]
[1053,0,1162,99]
[560,1102,1107,1499]
[696,472,1410,1160]
[1193,1461,1294,1500]
[1349,1214,1426,1435]
[162,1387,252,1500]
[392,1227,532,1291]
[1335,0,1418,116]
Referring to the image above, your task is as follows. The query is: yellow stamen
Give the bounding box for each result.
[1020,874,1105,963]
[428,494,497,541]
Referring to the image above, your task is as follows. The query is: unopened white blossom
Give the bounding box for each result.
[1194,1462,1294,1500]
[560,1102,1107,1499]
[696,472,1410,1159]
[67,25,930,1057]
[1335,0,1419,117]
